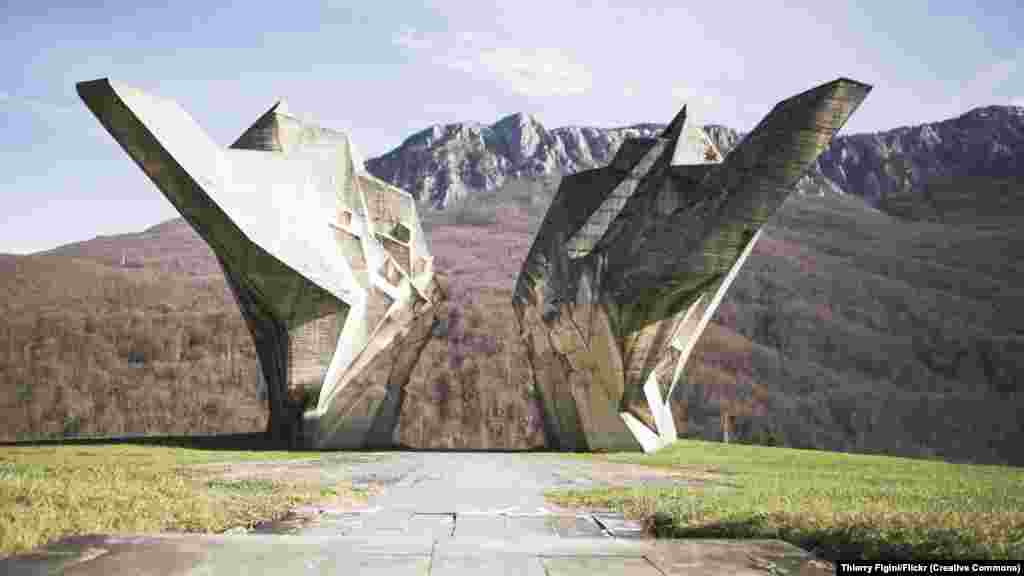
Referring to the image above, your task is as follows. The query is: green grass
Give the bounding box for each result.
[0,444,367,557]
[204,478,278,494]
[546,439,1024,561]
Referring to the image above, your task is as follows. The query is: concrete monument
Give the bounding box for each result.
[79,76,869,452]
[78,79,443,448]
[512,78,871,451]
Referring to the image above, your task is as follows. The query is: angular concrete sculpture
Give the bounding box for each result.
[513,78,871,452]
[78,76,869,453]
[77,79,443,448]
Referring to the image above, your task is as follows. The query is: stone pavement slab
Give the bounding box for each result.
[451,513,506,538]
[0,452,832,574]
[429,553,547,576]
[0,533,831,575]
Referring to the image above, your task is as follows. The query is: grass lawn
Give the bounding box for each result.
[546,439,1024,561]
[0,444,372,557]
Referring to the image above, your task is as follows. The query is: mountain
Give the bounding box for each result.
[366,106,1024,217]
[366,113,664,208]
[814,105,1024,220]
[4,105,1022,464]
[40,218,226,277]
[709,184,1022,463]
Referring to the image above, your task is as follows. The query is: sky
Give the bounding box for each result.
[2,0,1022,254]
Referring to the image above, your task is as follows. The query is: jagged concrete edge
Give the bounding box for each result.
[596,78,873,330]
[75,79,355,320]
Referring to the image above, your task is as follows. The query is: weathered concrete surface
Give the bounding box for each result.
[513,78,872,452]
[77,79,441,449]
[1,453,831,575]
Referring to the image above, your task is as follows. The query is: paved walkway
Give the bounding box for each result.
[2,453,830,575]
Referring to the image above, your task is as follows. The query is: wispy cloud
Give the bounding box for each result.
[475,47,591,97]
[392,28,592,98]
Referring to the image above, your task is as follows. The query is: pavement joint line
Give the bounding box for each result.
[644,554,671,576]
[591,517,617,538]
[426,539,438,574]
[592,515,646,538]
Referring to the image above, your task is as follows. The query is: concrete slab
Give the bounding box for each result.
[407,513,455,539]
[506,515,557,538]
[1,533,831,575]
[546,515,609,538]
[359,511,413,536]
[195,553,432,575]
[183,538,432,576]
[453,514,507,539]
[542,556,663,576]
[430,553,547,576]
[435,535,650,557]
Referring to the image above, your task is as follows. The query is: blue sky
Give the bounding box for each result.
[2,0,1022,254]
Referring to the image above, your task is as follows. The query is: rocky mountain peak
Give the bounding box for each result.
[813,105,1024,211]
[493,111,540,128]
[491,112,548,165]
[365,105,1024,217]
[366,115,668,208]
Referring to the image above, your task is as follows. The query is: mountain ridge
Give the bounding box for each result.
[366,105,1024,218]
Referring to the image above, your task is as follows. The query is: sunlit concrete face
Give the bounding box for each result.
[77,79,440,448]
[513,78,872,452]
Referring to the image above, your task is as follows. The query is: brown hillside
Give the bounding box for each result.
[0,254,264,440]
[2,175,1022,465]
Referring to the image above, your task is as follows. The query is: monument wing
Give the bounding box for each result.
[513,77,871,452]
